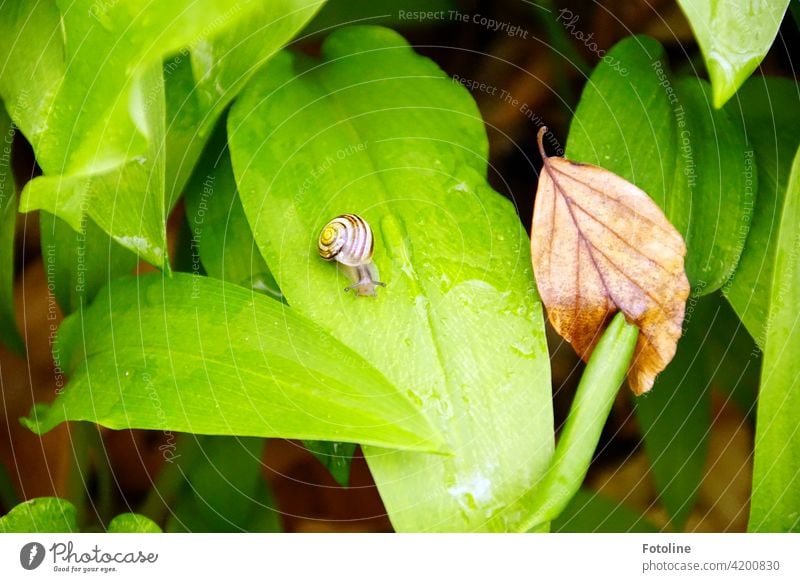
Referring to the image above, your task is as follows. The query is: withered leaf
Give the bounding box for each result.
[531,127,690,395]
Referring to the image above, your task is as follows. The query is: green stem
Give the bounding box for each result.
[139,434,198,525]
[519,312,639,532]
[67,423,91,528]
[87,426,114,525]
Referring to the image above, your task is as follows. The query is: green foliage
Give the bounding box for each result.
[567,36,754,295]
[39,212,138,314]
[165,437,279,532]
[635,295,716,530]
[4,0,169,267]
[676,0,791,107]
[0,497,78,532]
[183,119,281,299]
[0,100,24,353]
[228,25,554,532]
[1,0,797,533]
[164,0,326,208]
[107,513,162,533]
[23,273,443,453]
[553,489,658,533]
[749,146,800,532]
[723,78,800,346]
[0,497,159,532]
[653,295,761,534]
[0,0,323,267]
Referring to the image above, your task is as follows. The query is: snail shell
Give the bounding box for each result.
[318,214,386,296]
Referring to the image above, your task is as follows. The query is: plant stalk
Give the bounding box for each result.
[520,312,639,531]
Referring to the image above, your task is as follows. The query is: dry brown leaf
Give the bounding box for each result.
[531,126,690,394]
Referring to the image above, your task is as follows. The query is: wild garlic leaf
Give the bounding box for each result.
[229,26,553,532]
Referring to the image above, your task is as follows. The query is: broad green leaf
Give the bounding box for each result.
[552,489,658,533]
[303,440,357,487]
[40,212,138,314]
[166,436,279,532]
[749,145,800,532]
[722,78,800,346]
[15,0,318,175]
[228,26,553,531]
[164,0,326,207]
[677,0,791,107]
[635,294,715,531]
[107,513,161,533]
[669,76,754,292]
[0,1,166,266]
[0,0,324,267]
[0,1,64,159]
[0,497,78,533]
[567,36,753,295]
[0,101,24,353]
[18,49,169,267]
[184,118,281,299]
[23,273,443,453]
[567,37,676,225]
[183,126,355,484]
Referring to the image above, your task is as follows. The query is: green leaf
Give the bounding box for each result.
[107,513,162,533]
[164,0,325,207]
[552,489,658,533]
[722,78,800,346]
[0,0,323,267]
[228,26,553,531]
[19,54,169,268]
[0,497,78,533]
[521,313,639,532]
[668,76,755,292]
[303,440,357,487]
[24,272,443,453]
[635,294,716,531]
[0,100,24,354]
[567,36,754,295]
[677,0,791,107]
[183,117,281,299]
[749,145,800,532]
[567,36,676,223]
[700,294,760,417]
[166,436,279,532]
[0,1,167,266]
[40,212,138,314]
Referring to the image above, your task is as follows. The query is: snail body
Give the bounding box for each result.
[318,214,386,296]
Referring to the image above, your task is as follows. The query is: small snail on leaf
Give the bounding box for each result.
[318,214,386,296]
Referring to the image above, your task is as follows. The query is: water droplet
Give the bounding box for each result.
[406,390,423,408]
[510,342,535,358]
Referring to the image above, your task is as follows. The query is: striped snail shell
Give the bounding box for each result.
[318,214,386,296]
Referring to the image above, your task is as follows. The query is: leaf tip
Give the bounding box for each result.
[19,403,56,435]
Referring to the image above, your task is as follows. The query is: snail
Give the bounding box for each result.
[318,214,386,296]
